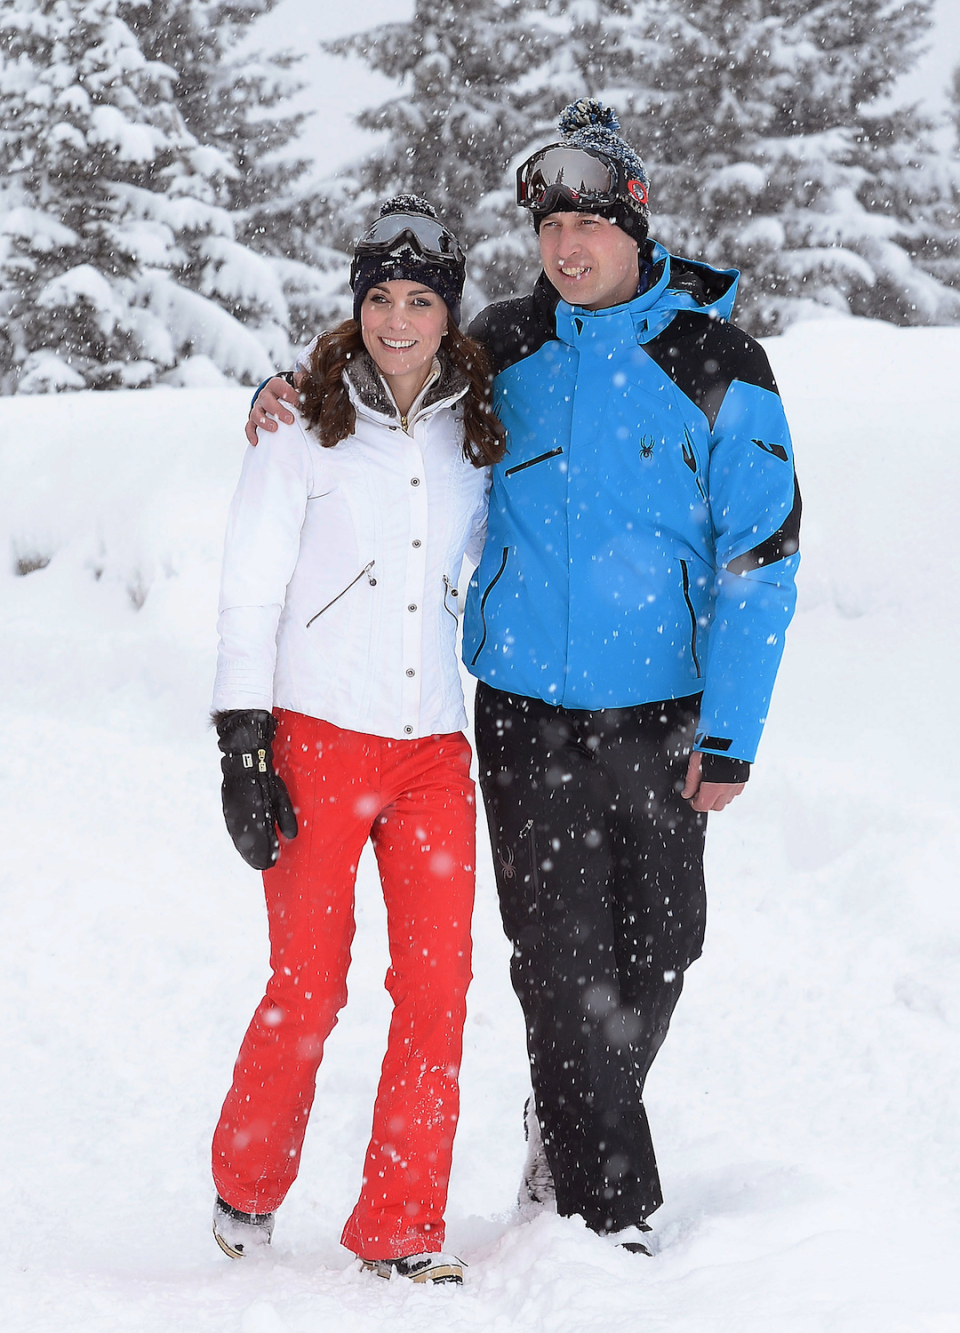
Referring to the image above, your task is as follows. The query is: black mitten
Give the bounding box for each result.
[216,710,298,870]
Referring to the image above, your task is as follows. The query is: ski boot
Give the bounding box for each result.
[212,1195,275,1258]
[610,1221,656,1257]
[518,1096,556,1209]
[362,1253,464,1284]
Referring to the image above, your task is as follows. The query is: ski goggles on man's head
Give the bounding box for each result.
[516,143,648,215]
[350,212,465,286]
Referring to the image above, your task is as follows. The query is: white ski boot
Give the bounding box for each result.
[362,1252,464,1284]
[518,1096,556,1209]
[212,1195,275,1258]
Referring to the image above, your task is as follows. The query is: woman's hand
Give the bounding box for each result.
[246,377,300,446]
[216,710,298,868]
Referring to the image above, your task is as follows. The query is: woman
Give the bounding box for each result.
[210,196,504,1285]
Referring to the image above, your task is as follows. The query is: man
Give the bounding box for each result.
[247,98,800,1253]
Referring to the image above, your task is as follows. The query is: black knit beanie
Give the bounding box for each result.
[351,196,464,326]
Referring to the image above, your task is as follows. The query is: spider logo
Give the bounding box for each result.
[498,847,517,881]
[639,437,656,460]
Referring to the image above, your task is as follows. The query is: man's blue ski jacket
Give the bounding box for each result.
[464,242,800,766]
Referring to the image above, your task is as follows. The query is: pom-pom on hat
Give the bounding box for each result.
[351,195,465,326]
[533,98,651,243]
[383,193,436,217]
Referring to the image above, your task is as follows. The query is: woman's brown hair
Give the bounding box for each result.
[298,317,506,467]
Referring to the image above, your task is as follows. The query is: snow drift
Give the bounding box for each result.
[1,317,959,1332]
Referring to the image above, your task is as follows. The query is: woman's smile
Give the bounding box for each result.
[360,280,448,415]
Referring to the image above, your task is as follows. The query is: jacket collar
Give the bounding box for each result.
[344,348,468,428]
[551,240,740,349]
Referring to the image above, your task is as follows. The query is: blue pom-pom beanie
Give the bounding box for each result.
[536,98,650,242]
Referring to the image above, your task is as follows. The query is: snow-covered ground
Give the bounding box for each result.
[2,318,959,1332]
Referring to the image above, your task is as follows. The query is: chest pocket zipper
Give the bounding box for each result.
[443,574,459,621]
[504,446,563,478]
[306,560,376,628]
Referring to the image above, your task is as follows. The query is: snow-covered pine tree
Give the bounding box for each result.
[915,62,960,294]
[528,0,960,332]
[119,0,305,217]
[328,0,960,332]
[324,0,559,308]
[119,0,345,346]
[0,0,319,392]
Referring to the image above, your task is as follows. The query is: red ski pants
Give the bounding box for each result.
[212,710,476,1260]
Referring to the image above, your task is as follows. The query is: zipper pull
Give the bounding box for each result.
[443,574,459,599]
[400,413,409,433]
[364,559,377,587]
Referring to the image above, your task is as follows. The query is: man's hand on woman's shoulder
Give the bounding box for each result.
[246,375,300,446]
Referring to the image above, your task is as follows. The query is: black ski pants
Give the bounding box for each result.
[475,682,707,1232]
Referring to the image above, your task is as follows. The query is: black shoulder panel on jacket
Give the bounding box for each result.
[667,254,738,308]
[726,477,802,577]
[467,273,561,376]
[643,311,780,430]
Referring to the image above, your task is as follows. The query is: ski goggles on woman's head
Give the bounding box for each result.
[516,144,648,215]
[350,212,465,282]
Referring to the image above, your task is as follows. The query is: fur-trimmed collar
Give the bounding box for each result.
[344,347,468,423]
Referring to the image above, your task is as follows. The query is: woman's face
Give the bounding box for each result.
[360,280,448,388]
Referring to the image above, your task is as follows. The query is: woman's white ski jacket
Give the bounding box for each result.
[213,352,490,740]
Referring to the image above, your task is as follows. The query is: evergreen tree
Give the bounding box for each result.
[118,0,340,347]
[325,0,558,307]
[327,0,960,332]
[0,0,326,392]
[118,2,305,227]
[259,183,354,341]
[917,61,960,293]
[546,0,960,332]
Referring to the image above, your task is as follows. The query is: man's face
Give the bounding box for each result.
[538,211,640,310]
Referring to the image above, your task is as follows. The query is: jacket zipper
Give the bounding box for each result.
[442,574,459,621]
[519,819,540,914]
[679,559,702,677]
[681,428,707,501]
[306,559,377,628]
[470,546,509,666]
[504,446,563,478]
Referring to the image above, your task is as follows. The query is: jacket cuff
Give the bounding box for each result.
[215,709,277,754]
[700,753,751,784]
[249,370,296,408]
